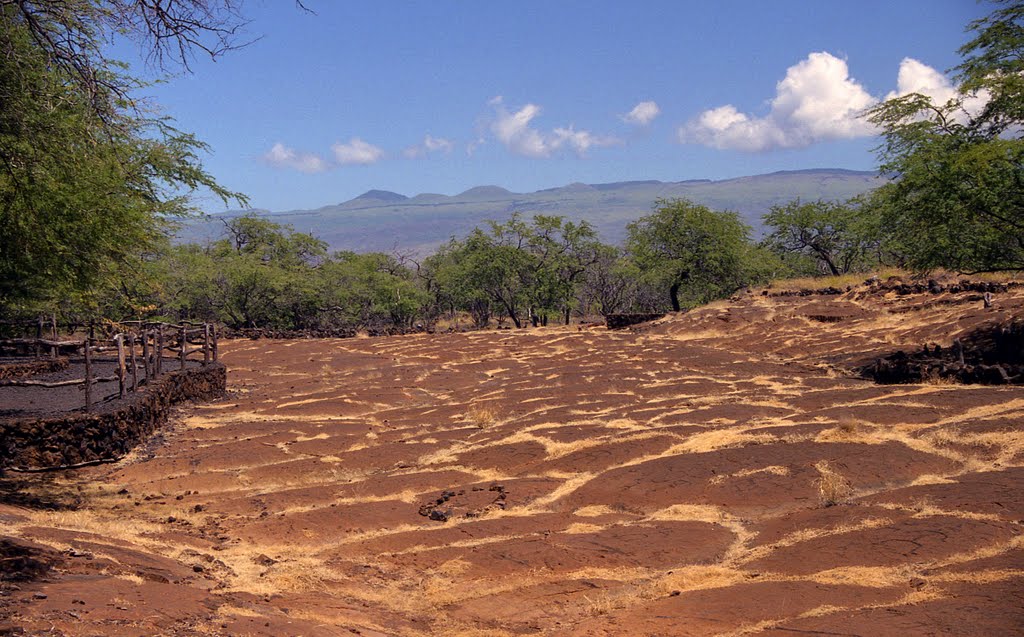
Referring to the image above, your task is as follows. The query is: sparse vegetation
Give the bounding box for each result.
[814,460,853,507]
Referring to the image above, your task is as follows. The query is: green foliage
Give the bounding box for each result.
[626,199,763,311]
[762,199,880,275]
[0,3,245,315]
[866,0,1024,273]
[422,214,605,328]
[319,252,428,331]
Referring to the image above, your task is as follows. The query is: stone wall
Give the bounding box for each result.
[0,358,68,381]
[0,363,225,471]
[605,313,667,330]
[862,320,1024,385]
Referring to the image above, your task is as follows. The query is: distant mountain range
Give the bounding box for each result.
[180,169,885,254]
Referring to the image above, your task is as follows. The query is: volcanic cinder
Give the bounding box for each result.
[2,280,1023,636]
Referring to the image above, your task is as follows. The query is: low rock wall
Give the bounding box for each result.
[606,313,667,330]
[0,358,68,381]
[0,363,225,471]
[862,320,1024,385]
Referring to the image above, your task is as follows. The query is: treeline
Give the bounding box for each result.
[60,196,901,333]
[3,2,1021,335]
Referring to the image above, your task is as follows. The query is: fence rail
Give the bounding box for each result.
[0,322,218,412]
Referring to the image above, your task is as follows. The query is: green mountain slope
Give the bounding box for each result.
[180,169,884,253]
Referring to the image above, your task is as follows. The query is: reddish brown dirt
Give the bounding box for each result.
[2,280,1023,636]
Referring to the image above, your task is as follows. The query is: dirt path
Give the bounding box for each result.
[2,284,1023,636]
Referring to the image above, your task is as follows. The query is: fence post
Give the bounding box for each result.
[50,314,57,359]
[116,334,126,399]
[179,325,187,370]
[212,324,218,362]
[35,317,42,360]
[142,330,150,382]
[203,324,211,365]
[156,326,163,377]
[84,338,92,412]
[129,334,138,392]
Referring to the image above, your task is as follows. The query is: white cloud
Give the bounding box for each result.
[553,126,618,155]
[681,52,877,151]
[261,142,328,173]
[622,100,661,126]
[489,96,619,158]
[331,137,385,165]
[403,134,455,159]
[888,57,958,104]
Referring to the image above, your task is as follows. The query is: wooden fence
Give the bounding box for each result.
[0,321,218,412]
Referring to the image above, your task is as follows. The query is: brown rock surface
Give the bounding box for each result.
[3,280,1023,635]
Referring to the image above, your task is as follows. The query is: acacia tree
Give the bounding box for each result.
[0,1,256,315]
[866,0,1024,273]
[526,215,601,325]
[626,199,755,311]
[763,199,877,275]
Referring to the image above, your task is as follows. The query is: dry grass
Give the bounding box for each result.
[465,403,499,428]
[814,460,852,507]
[768,268,907,292]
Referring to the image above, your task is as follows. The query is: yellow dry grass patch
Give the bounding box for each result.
[219,554,340,596]
[768,269,906,293]
[293,432,331,442]
[669,429,777,454]
[930,568,1024,585]
[573,505,622,518]
[708,464,790,485]
[16,509,165,544]
[465,403,500,428]
[646,503,732,526]
[814,460,852,507]
[641,565,750,600]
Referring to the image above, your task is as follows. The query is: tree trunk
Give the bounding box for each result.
[669,281,682,312]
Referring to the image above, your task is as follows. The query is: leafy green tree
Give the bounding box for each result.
[0,2,247,315]
[626,199,756,311]
[763,199,878,275]
[319,252,427,331]
[866,0,1024,273]
[423,239,493,328]
[524,215,601,325]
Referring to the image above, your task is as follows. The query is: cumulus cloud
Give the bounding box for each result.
[331,137,385,165]
[403,134,455,159]
[680,53,986,152]
[261,142,329,173]
[488,96,619,158]
[681,52,877,151]
[888,57,958,104]
[622,100,661,126]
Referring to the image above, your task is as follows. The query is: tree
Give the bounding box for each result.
[763,199,878,275]
[626,199,756,311]
[577,245,660,317]
[0,2,252,315]
[524,215,601,325]
[866,0,1024,273]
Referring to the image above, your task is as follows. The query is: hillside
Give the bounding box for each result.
[3,277,1022,636]
[180,169,883,253]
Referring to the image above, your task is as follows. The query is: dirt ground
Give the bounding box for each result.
[2,280,1023,636]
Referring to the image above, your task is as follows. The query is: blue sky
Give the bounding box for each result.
[124,1,989,212]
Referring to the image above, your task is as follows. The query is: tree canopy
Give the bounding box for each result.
[866,0,1024,274]
[762,199,877,276]
[626,199,765,311]
[0,1,249,315]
